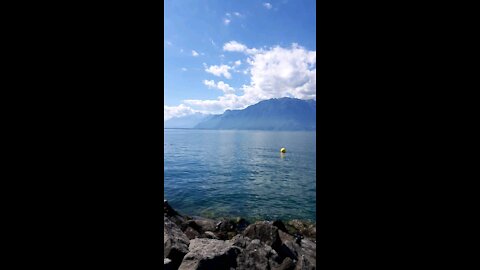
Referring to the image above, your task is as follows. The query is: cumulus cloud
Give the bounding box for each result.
[164,104,197,121]
[205,64,232,79]
[241,43,316,100]
[223,41,247,52]
[263,3,272,9]
[168,42,315,117]
[223,41,259,54]
[203,80,235,94]
[192,50,199,57]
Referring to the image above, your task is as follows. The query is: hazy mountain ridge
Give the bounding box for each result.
[164,113,212,128]
[194,97,316,130]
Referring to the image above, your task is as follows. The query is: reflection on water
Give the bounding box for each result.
[164,129,316,222]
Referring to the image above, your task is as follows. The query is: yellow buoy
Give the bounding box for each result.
[280,147,286,153]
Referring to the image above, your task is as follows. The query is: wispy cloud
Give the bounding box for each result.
[263,3,272,9]
[224,18,231,25]
[181,68,187,71]
[192,50,199,57]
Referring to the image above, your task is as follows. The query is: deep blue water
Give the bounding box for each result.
[164,129,316,222]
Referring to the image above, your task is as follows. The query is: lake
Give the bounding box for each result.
[164,129,316,222]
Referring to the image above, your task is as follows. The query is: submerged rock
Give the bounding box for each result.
[178,238,241,270]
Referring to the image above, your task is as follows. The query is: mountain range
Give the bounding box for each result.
[164,97,316,130]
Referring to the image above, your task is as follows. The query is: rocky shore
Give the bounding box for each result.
[164,200,316,270]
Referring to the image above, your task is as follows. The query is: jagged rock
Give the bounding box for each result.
[184,226,201,240]
[287,238,316,270]
[191,217,217,232]
[277,228,316,268]
[215,219,237,240]
[164,216,190,269]
[286,220,316,239]
[235,239,282,270]
[178,238,241,270]
[243,221,282,249]
[229,234,251,249]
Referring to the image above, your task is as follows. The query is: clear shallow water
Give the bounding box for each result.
[164,129,316,222]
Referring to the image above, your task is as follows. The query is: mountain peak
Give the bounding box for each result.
[194,97,316,130]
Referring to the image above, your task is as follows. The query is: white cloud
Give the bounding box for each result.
[192,50,199,57]
[184,94,251,114]
[241,43,316,100]
[164,104,197,121]
[174,43,315,115]
[205,64,232,79]
[223,41,248,52]
[181,68,187,71]
[203,79,216,88]
[224,18,231,25]
[234,12,242,17]
[203,80,235,94]
[263,3,272,9]
[226,12,231,17]
[223,41,259,54]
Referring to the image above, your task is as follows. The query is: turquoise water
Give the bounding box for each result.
[164,129,316,222]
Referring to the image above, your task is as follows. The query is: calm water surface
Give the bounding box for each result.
[164,129,316,222]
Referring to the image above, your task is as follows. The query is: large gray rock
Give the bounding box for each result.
[164,216,190,269]
[178,238,241,270]
[242,221,282,249]
[277,226,316,269]
[191,217,217,232]
[229,234,251,249]
[235,239,282,270]
[289,238,316,270]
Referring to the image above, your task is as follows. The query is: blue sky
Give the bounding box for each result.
[164,0,316,120]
